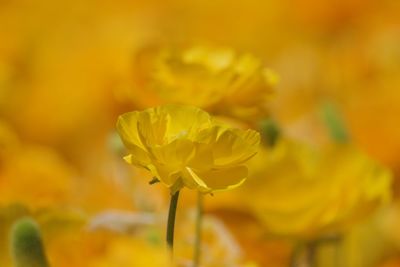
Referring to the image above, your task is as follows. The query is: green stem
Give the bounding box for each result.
[306,241,317,267]
[166,190,180,253]
[290,241,317,267]
[194,192,203,267]
[334,235,344,267]
[289,242,302,267]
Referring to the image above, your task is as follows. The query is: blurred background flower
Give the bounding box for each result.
[125,45,276,123]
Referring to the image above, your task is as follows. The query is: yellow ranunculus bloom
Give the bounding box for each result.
[241,139,392,238]
[116,105,260,194]
[129,46,277,122]
[0,146,76,210]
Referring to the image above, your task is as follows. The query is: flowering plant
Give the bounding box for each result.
[117,104,260,194]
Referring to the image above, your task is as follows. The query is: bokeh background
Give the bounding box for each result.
[1,0,400,266]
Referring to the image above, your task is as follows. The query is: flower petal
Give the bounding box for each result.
[117,112,146,150]
[117,113,151,166]
[149,139,195,167]
[136,108,168,147]
[213,128,260,166]
[182,166,248,193]
[160,105,213,142]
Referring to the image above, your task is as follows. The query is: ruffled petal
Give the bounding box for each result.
[117,113,152,167]
[117,112,147,151]
[136,108,168,147]
[213,128,260,166]
[161,104,213,142]
[182,166,248,193]
[149,139,195,167]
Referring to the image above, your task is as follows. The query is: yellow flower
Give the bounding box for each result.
[0,146,76,210]
[0,121,76,210]
[116,105,260,194]
[129,46,277,122]
[241,139,392,238]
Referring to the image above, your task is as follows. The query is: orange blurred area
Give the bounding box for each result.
[1,0,400,266]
